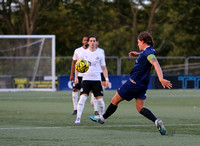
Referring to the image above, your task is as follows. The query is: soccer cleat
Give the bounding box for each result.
[156,119,166,135]
[75,117,81,124]
[89,116,105,124]
[94,111,99,115]
[71,110,77,115]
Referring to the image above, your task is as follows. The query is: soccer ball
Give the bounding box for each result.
[75,59,89,73]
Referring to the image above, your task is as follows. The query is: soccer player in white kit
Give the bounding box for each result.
[70,36,100,115]
[70,36,88,115]
[90,41,106,114]
[74,35,109,123]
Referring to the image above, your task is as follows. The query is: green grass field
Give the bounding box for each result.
[0,90,200,146]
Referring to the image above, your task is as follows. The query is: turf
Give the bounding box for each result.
[0,90,200,145]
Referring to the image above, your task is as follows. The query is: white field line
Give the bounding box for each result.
[0,123,200,130]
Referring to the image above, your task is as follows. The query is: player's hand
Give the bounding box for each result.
[74,77,79,84]
[105,80,109,88]
[129,51,140,57]
[70,74,74,81]
[160,79,172,89]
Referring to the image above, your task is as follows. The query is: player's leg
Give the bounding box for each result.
[91,72,106,115]
[71,77,82,115]
[100,80,134,120]
[103,92,124,119]
[90,80,134,124]
[136,98,166,135]
[75,81,91,123]
[136,98,157,122]
[72,88,78,115]
[95,96,105,116]
[91,81,105,115]
[90,91,94,106]
[90,73,106,115]
[90,92,124,124]
[75,93,88,123]
[90,91,99,115]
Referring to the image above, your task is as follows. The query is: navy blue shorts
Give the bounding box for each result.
[117,79,147,101]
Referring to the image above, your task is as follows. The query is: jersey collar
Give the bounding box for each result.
[143,46,150,51]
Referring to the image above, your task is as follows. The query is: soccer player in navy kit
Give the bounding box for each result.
[90,31,172,135]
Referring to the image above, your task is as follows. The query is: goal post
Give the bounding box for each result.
[0,35,56,92]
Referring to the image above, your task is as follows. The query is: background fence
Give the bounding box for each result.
[56,56,200,75]
[1,56,200,90]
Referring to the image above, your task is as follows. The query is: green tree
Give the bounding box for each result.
[165,0,200,57]
[36,0,117,56]
[0,0,60,34]
[1,0,200,72]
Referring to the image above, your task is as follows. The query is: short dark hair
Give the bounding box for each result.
[87,35,98,42]
[83,36,88,38]
[137,31,154,46]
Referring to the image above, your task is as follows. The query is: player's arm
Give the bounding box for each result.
[74,66,79,84]
[101,66,109,88]
[129,51,140,57]
[148,54,172,89]
[70,60,76,81]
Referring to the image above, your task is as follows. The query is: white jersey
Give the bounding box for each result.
[72,47,88,77]
[97,48,105,73]
[79,48,106,81]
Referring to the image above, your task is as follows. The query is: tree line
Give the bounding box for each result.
[1,0,200,58]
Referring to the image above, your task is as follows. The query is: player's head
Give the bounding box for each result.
[87,35,98,42]
[137,31,154,47]
[87,35,98,49]
[82,36,88,48]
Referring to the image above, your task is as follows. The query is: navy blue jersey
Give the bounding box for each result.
[130,46,156,87]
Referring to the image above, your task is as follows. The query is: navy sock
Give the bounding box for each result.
[103,103,118,119]
[139,107,157,122]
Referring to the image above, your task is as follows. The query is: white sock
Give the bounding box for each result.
[97,98,105,116]
[72,91,78,110]
[90,93,94,106]
[100,115,106,122]
[77,94,87,119]
[91,93,98,112]
[155,119,158,126]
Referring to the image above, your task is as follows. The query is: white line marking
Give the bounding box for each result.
[0,124,200,130]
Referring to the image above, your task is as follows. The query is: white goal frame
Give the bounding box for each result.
[0,35,56,92]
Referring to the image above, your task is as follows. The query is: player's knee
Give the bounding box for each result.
[111,97,120,106]
[111,98,117,106]
[136,105,143,113]
[111,93,123,106]
[80,93,88,97]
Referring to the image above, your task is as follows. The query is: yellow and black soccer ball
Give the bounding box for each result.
[75,59,89,73]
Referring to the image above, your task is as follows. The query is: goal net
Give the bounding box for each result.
[0,35,56,92]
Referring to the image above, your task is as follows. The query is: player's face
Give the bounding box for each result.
[96,41,99,48]
[137,39,145,50]
[82,37,88,46]
[88,37,97,49]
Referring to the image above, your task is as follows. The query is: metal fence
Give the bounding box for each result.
[56,56,200,75]
[0,56,199,76]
